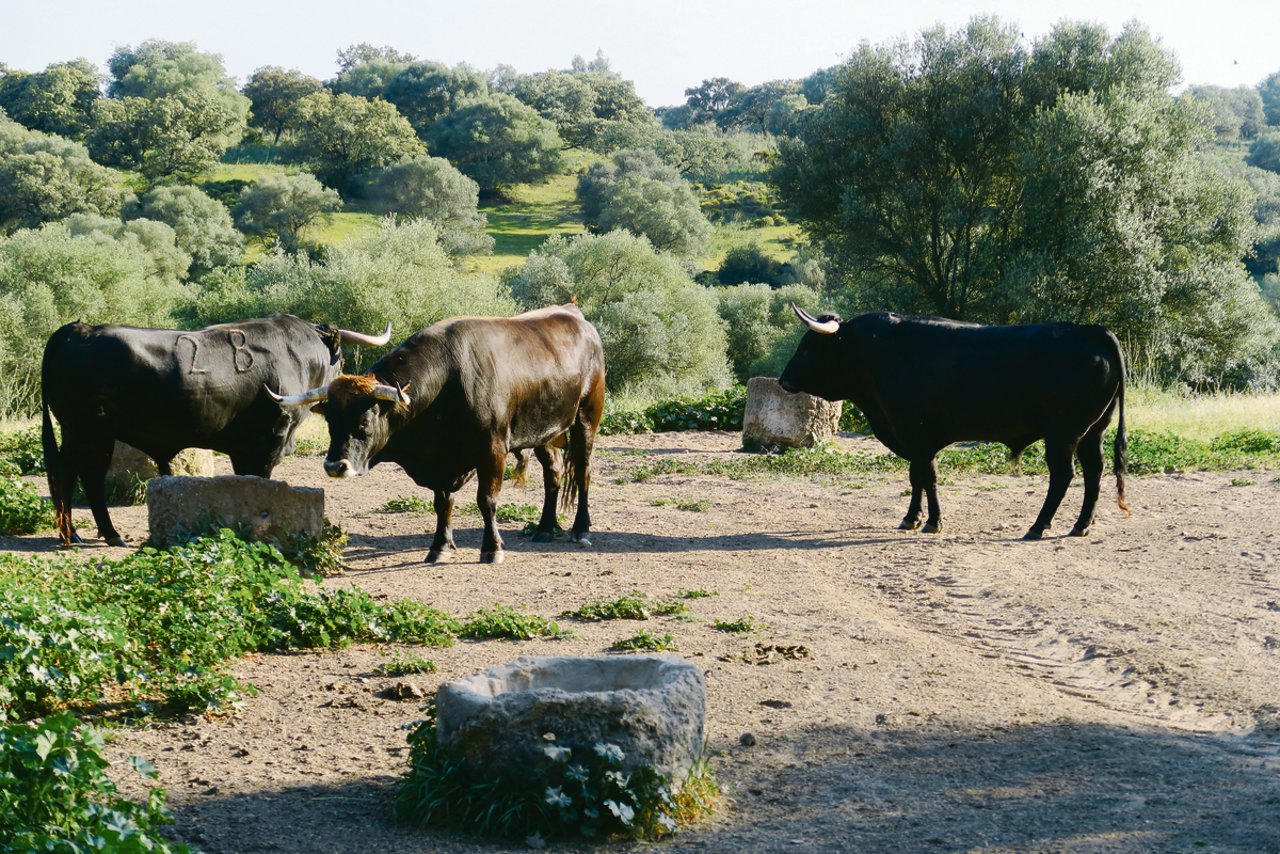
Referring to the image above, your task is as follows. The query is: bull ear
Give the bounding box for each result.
[792,303,840,335]
[310,403,327,416]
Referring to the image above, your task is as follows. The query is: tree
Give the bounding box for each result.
[717,244,787,286]
[290,91,424,194]
[505,231,730,399]
[716,282,822,382]
[0,59,100,139]
[774,17,1278,385]
[105,40,249,136]
[124,184,244,273]
[1258,70,1280,127]
[1246,132,1280,173]
[684,78,746,125]
[1185,85,1267,142]
[577,148,711,258]
[63,213,191,284]
[243,66,324,146]
[232,173,342,254]
[426,94,563,192]
[369,155,493,256]
[0,116,129,233]
[383,61,488,137]
[87,90,245,181]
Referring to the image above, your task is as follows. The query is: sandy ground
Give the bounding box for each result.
[6,430,1280,853]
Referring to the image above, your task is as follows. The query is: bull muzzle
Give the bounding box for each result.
[325,458,356,478]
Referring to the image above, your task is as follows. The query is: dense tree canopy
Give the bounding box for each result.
[0,116,129,233]
[0,59,100,139]
[774,16,1279,386]
[243,66,325,146]
[290,91,424,193]
[87,90,246,181]
[426,93,563,192]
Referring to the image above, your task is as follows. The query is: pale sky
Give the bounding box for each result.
[3,0,1277,106]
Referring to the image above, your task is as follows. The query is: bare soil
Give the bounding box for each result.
[8,431,1280,853]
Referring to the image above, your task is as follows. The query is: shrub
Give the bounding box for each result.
[369,155,494,256]
[459,604,573,640]
[0,427,46,474]
[0,473,55,535]
[232,172,342,254]
[716,282,822,383]
[0,713,190,852]
[506,231,730,400]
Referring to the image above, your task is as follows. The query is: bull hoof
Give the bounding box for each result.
[531,529,563,543]
[1022,528,1045,541]
[921,521,941,534]
[1068,525,1090,537]
[425,547,454,564]
[898,518,921,531]
[570,532,592,547]
[104,535,128,547]
[480,550,505,565]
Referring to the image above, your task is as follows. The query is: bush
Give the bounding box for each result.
[0,427,45,474]
[183,219,515,371]
[124,184,245,272]
[715,282,821,383]
[232,172,342,254]
[716,244,787,286]
[506,231,730,400]
[577,149,711,258]
[0,474,55,535]
[369,155,494,256]
[0,713,190,852]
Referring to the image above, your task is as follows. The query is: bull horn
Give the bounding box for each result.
[266,384,330,407]
[372,383,411,406]
[338,321,393,348]
[792,303,839,335]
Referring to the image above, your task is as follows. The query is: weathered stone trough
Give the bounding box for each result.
[742,375,842,451]
[436,655,706,785]
[146,475,324,548]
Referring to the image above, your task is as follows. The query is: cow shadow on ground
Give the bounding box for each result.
[161,721,1280,854]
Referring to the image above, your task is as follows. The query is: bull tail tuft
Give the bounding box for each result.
[560,432,580,515]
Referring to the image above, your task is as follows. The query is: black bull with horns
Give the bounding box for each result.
[41,314,392,546]
[270,304,606,565]
[779,305,1129,540]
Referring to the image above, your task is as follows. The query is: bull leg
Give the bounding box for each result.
[568,402,599,546]
[919,457,943,534]
[531,445,564,542]
[75,437,126,547]
[1070,430,1105,537]
[229,453,271,478]
[425,490,458,563]
[899,462,925,530]
[1025,437,1077,540]
[476,443,507,564]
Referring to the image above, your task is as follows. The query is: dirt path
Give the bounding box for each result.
[9,431,1280,852]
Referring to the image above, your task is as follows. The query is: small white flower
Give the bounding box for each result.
[542,744,572,763]
[605,769,631,789]
[566,763,589,783]
[544,786,573,809]
[525,832,547,849]
[604,799,635,825]
[593,742,625,763]
[657,813,678,831]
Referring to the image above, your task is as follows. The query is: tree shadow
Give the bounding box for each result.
[162,721,1280,852]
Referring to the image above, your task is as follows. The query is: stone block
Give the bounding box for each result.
[146,475,324,548]
[106,442,215,505]
[742,376,841,451]
[436,655,706,786]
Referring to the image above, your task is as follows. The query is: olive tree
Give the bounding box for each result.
[232,173,341,254]
[0,117,129,233]
[369,156,493,256]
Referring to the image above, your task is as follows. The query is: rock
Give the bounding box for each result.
[436,655,706,786]
[104,442,215,505]
[146,475,324,548]
[742,376,841,451]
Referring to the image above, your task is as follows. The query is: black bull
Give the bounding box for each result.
[271,304,606,565]
[779,307,1129,540]
[42,314,390,546]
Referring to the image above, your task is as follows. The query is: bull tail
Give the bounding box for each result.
[42,395,74,545]
[1112,340,1130,518]
[509,449,530,487]
[560,432,580,515]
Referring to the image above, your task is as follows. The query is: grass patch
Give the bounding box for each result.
[676,589,718,600]
[649,497,711,512]
[611,630,680,652]
[379,495,432,514]
[563,591,689,622]
[375,652,439,677]
[459,604,574,641]
[711,616,767,635]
